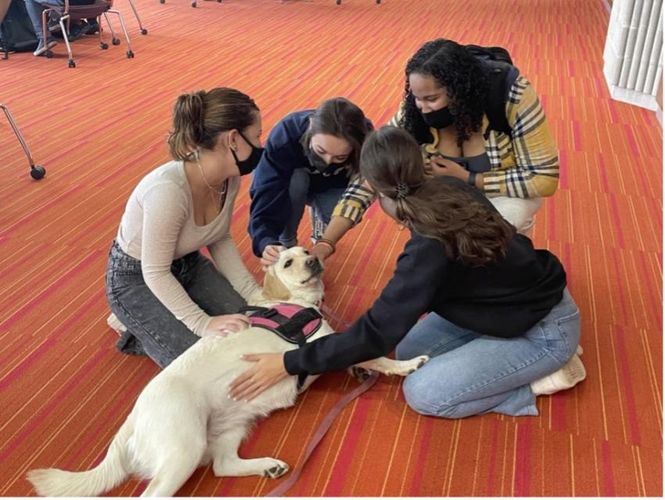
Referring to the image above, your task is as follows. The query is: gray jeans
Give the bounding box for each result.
[105,241,246,368]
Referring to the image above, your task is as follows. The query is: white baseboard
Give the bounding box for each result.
[606,83,659,111]
[656,104,662,126]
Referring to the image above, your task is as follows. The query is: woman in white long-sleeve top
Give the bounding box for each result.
[106,88,263,368]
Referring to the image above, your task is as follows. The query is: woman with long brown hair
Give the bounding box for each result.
[230,126,585,419]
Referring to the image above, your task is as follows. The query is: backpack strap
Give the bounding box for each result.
[482,60,519,139]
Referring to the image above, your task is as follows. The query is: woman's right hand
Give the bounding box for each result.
[204,314,250,337]
[260,244,286,269]
[310,241,334,262]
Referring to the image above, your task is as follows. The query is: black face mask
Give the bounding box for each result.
[232,131,264,176]
[306,149,349,176]
[422,106,455,129]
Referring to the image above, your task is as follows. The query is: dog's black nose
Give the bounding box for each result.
[305,257,321,270]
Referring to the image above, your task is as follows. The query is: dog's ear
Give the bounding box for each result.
[262,266,291,301]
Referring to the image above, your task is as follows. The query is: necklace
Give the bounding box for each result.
[196,155,227,197]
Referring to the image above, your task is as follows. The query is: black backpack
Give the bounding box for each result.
[0,0,39,53]
[465,45,520,137]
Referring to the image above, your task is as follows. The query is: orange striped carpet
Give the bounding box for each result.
[0,0,661,496]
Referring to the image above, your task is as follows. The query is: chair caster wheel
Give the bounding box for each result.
[112,37,120,45]
[376,0,380,3]
[141,28,148,35]
[159,0,165,3]
[45,49,53,58]
[68,60,76,68]
[31,165,46,180]
[127,50,134,58]
[100,42,108,49]
[191,1,196,6]
[336,0,341,4]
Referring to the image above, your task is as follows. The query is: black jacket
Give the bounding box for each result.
[284,180,566,376]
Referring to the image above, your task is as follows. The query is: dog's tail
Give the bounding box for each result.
[26,417,133,497]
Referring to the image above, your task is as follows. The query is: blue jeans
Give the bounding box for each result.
[23,0,62,41]
[395,288,581,418]
[279,168,346,247]
[105,241,246,368]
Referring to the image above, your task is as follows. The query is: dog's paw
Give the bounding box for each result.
[413,355,429,371]
[403,354,429,374]
[387,355,430,376]
[263,460,289,479]
[349,366,373,382]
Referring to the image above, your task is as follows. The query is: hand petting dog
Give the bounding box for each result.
[229,353,288,401]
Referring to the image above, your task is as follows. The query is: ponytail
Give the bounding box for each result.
[167,88,259,161]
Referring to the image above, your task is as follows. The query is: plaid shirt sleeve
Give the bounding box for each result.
[331,173,376,224]
[483,75,559,198]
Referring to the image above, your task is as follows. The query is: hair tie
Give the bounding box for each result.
[395,182,410,200]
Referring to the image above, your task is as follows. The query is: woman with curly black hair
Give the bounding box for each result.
[393,38,559,237]
[300,39,558,265]
[229,127,585,419]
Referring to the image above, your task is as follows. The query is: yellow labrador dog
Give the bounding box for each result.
[27,247,428,497]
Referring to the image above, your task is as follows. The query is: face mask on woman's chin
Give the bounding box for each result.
[421,106,455,130]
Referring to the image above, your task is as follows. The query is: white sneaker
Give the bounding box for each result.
[107,313,127,335]
[530,350,587,396]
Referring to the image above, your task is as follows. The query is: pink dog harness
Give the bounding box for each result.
[241,304,323,346]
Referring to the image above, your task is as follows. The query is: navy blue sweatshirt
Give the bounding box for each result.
[248,111,351,257]
[283,178,567,376]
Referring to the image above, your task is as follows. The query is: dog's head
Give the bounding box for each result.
[262,247,324,306]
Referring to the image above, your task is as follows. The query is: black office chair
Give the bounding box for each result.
[1,104,46,180]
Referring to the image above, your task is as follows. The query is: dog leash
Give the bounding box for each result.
[320,303,351,331]
[264,371,379,497]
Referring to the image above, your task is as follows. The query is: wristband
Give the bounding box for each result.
[468,172,477,187]
[315,238,336,255]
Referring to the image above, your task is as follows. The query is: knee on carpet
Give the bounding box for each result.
[402,372,469,419]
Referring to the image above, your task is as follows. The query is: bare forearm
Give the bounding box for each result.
[322,216,353,244]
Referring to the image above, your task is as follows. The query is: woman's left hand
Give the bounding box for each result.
[426,156,468,180]
[228,353,289,401]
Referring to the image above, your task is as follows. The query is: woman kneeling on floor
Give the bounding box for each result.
[106,87,263,368]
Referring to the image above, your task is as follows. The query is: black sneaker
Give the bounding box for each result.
[47,11,62,33]
[66,23,85,41]
[82,20,100,35]
[33,38,58,56]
